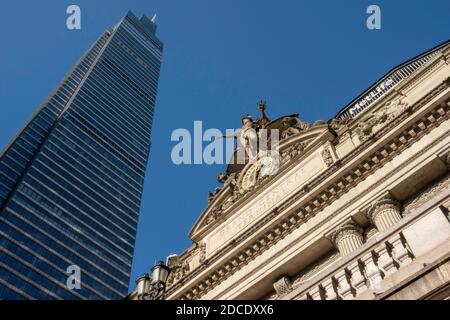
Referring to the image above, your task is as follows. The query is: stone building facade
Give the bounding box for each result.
[130,40,450,300]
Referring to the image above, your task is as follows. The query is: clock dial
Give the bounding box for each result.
[241,162,260,191]
[259,156,279,177]
[240,155,279,191]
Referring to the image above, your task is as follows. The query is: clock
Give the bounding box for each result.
[240,155,279,192]
[241,162,260,191]
[258,155,279,178]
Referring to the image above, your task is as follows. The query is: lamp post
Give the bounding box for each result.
[136,260,171,300]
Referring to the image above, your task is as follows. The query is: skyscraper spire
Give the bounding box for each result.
[151,14,157,24]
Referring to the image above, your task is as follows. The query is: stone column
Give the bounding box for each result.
[331,222,364,257]
[367,195,402,232]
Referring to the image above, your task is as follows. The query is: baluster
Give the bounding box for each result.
[335,269,353,299]
[389,233,413,268]
[347,260,368,295]
[360,251,383,289]
[321,278,338,300]
[309,286,323,300]
[374,242,397,277]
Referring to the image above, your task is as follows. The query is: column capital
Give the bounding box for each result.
[366,193,401,224]
[329,221,363,248]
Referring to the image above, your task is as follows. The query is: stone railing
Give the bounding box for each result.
[293,231,414,300]
[286,194,416,300]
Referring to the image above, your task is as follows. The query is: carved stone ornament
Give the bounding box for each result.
[280,142,306,164]
[207,192,215,204]
[329,118,350,132]
[321,147,334,167]
[205,205,224,225]
[198,243,206,263]
[273,276,293,296]
[330,222,363,246]
[357,98,409,142]
[280,116,310,140]
[166,256,190,287]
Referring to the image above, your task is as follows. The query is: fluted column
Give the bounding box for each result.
[331,222,364,257]
[367,195,402,232]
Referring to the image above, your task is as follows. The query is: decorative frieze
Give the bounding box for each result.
[356,99,409,142]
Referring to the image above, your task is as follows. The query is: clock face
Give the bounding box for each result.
[259,155,279,177]
[241,162,260,191]
[240,156,279,191]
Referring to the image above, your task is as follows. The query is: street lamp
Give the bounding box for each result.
[136,273,151,300]
[151,260,171,284]
[136,260,171,300]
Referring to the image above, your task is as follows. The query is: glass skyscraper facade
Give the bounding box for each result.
[0,11,163,300]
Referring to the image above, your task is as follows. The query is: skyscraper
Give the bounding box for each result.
[0,11,163,300]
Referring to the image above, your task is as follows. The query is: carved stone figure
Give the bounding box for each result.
[281,116,310,139]
[321,147,334,167]
[217,172,228,184]
[254,100,270,129]
[222,114,259,163]
[207,192,215,204]
[166,255,190,286]
[280,142,306,164]
[329,118,350,131]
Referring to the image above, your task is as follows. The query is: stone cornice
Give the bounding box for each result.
[164,79,450,299]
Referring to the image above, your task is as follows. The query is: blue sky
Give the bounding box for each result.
[0,0,449,292]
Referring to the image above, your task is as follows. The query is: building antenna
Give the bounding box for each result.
[151,14,157,24]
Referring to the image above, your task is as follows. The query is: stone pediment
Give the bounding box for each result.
[189,123,334,244]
